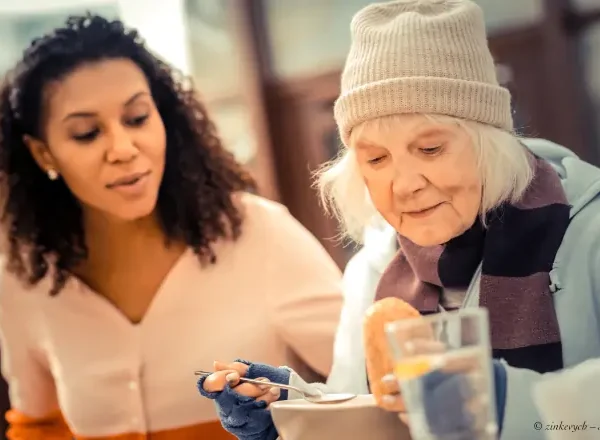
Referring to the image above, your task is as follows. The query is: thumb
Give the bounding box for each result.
[213,361,249,376]
[214,361,230,371]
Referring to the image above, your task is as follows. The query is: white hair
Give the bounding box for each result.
[314,114,534,243]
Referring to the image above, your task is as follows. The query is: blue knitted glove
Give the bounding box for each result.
[197,359,291,440]
[419,359,507,439]
[493,360,507,433]
[421,369,475,437]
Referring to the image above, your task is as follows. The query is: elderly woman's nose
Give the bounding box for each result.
[392,168,427,196]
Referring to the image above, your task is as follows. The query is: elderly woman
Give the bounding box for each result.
[198,0,600,439]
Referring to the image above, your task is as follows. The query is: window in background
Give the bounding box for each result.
[0,4,119,76]
[572,0,600,13]
[474,0,543,33]
[184,0,257,169]
[581,21,600,151]
[264,0,372,79]
[263,0,543,80]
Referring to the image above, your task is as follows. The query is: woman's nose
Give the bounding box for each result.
[391,166,428,198]
[105,128,139,163]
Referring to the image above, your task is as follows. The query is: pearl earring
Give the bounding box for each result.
[47,169,58,181]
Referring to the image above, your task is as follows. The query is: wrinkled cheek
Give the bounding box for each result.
[363,176,381,206]
[451,182,482,223]
[364,178,396,224]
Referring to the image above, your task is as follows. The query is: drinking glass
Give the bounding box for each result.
[385,308,497,440]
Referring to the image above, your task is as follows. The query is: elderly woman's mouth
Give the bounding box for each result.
[404,203,443,219]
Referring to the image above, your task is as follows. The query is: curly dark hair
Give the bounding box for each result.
[0,13,256,295]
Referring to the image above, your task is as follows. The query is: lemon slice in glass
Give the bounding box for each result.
[394,355,444,380]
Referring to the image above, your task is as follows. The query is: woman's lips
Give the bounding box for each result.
[403,203,443,219]
[106,171,151,198]
[106,170,151,188]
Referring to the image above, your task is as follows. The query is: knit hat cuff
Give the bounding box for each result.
[334,76,513,146]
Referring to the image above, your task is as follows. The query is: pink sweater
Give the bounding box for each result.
[0,194,344,439]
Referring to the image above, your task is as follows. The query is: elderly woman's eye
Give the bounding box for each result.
[367,156,387,165]
[420,145,442,155]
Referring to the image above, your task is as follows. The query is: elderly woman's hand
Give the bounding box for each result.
[377,338,446,418]
[202,361,282,404]
[386,365,476,430]
[396,355,507,437]
[378,374,405,413]
[197,359,291,440]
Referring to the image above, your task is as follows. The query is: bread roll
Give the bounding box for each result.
[363,297,421,407]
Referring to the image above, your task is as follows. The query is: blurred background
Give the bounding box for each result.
[3,0,600,268]
[0,0,600,433]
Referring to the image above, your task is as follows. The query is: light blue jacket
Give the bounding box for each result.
[499,138,600,439]
[306,138,600,439]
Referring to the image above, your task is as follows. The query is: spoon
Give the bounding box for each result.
[195,370,356,404]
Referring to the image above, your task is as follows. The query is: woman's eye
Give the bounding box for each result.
[72,129,99,143]
[127,114,149,127]
[420,145,442,155]
[367,156,387,165]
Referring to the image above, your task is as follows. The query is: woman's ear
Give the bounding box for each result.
[22,135,57,175]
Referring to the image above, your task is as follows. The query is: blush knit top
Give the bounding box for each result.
[0,194,344,439]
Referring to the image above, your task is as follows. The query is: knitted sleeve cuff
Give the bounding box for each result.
[196,360,292,439]
[196,360,292,401]
[197,377,275,438]
[239,359,291,400]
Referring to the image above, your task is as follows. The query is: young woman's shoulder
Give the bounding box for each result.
[0,256,50,325]
[233,191,340,273]
[236,191,290,217]
[235,191,311,238]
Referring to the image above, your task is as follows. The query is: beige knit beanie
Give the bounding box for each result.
[334,0,513,146]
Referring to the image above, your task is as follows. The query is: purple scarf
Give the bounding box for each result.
[374,155,570,373]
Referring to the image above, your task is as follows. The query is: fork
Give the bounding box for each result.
[195,370,356,404]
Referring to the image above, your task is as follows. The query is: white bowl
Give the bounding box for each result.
[270,394,411,440]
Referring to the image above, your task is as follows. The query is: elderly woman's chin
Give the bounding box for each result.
[396,210,473,247]
[401,226,455,247]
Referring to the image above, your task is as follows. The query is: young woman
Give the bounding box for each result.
[0,14,344,439]
[198,1,600,439]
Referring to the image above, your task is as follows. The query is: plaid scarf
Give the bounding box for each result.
[374,155,570,373]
